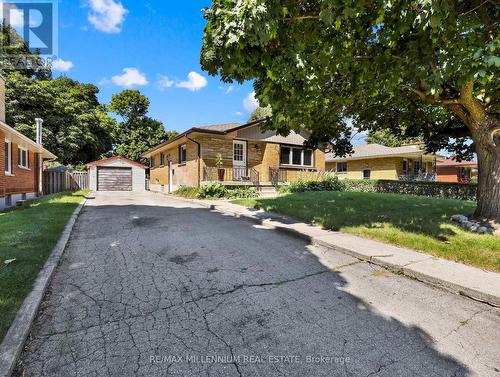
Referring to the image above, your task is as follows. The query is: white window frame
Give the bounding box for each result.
[279,145,314,167]
[4,139,12,175]
[179,144,187,164]
[18,146,29,169]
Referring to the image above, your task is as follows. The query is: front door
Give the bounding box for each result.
[233,140,247,180]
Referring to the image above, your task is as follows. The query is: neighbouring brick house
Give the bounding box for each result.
[0,76,56,211]
[436,158,478,183]
[141,120,326,192]
[325,144,439,181]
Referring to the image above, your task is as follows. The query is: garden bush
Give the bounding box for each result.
[196,184,228,199]
[174,185,258,199]
[174,187,199,198]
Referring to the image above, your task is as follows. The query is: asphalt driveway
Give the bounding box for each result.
[15,192,500,376]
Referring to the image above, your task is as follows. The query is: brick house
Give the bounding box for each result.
[325,144,438,181]
[0,76,56,211]
[141,120,326,192]
[436,158,477,183]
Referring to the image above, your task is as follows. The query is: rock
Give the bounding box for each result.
[477,227,488,234]
[461,221,474,230]
[470,225,478,232]
[451,214,468,223]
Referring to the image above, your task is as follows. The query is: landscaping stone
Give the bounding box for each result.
[450,214,496,235]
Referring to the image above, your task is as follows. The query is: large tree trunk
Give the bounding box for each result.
[471,115,500,222]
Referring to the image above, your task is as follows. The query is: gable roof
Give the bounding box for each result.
[326,144,425,162]
[437,158,477,167]
[196,123,241,132]
[86,156,148,169]
[141,119,266,158]
[0,121,56,160]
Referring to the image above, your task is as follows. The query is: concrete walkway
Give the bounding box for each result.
[196,198,500,307]
[15,192,500,376]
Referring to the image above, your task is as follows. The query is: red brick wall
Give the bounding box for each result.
[436,166,459,182]
[0,130,5,198]
[4,142,38,195]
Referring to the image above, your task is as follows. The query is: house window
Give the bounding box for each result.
[18,147,28,168]
[336,162,347,173]
[233,143,244,161]
[4,141,11,174]
[160,153,165,166]
[179,144,187,163]
[414,160,426,173]
[402,160,408,175]
[150,155,156,168]
[363,169,371,180]
[279,145,313,167]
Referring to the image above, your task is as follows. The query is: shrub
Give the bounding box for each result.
[226,187,259,199]
[174,186,200,198]
[288,176,345,193]
[196,184,228,199]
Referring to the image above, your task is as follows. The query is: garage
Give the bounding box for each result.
[97,167,132,191]
[87,156,147,192]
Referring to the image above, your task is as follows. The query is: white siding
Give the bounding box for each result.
[88,159,146,192]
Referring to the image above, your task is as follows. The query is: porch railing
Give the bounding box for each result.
[203,167,260,186]
[269,167,287,186]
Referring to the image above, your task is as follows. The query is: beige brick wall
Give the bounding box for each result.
[149,134,327,186]
[326,157,433,180]
[149,138,200,190]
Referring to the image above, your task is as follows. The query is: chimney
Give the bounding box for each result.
[35,118,43,145]
[0,75,5,123]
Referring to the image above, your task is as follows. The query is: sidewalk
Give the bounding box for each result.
[187,197,500,307]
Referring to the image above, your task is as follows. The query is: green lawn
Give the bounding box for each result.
[0,191,88,341]
[233,191,500,272]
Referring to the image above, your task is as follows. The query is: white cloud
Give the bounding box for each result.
[9,8,24,28]
[157,75,174,90]
[51,58,74,72]
[175,71,208,91]
[226,85,235,94]
[243,91,259,113]
[235,111,243,116]
[87,0,128,33]
[111,68,148,87]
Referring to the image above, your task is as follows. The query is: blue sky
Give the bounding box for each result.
[49,0,256,133]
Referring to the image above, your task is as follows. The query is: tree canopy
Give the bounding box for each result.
[109,90,177,162]
[248,105,272,122]
[6,72,116,165]
[201,0,500,220]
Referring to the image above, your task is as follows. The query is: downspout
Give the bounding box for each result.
[35,118,44,196]
[186,135,201,187]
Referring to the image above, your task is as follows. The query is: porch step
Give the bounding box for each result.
[258,185,278,197]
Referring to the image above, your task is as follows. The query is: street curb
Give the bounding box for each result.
[0,197,87,377]
[183,197,500,308]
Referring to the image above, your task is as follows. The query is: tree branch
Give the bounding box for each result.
[402,85,461,105]
[286,15,320,21]
[459,0,491,16]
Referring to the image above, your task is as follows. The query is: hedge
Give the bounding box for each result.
[343,180,477,201]
[286,178,477,201]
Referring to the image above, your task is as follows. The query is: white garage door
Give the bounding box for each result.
[97,167,132,191]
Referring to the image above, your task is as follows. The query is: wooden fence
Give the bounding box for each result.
[43,171,89,195]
